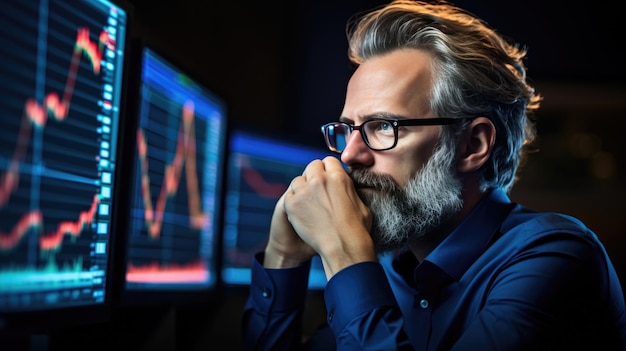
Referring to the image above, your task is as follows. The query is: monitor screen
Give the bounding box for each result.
[119,46,227,305]
[221,130,335,290]
[0,0,130,331]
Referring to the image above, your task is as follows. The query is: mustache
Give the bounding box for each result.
[347,168,402,193]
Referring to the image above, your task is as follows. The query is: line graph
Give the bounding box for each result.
[1,27,108,209]
[0,0,127,310]
[123,48,227,289]
[0,194,100,252]
[126,98,213,285]
[1,27,108,256]
[137,100,208,239]
[1,26,110,254]
[125,100,212,284]
[239,155,288,199]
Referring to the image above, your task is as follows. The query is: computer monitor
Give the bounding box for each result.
[117,46,228,306]
[0,0,131,332]
[221,129,334,290]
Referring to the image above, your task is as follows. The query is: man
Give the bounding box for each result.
[242,1,626,350]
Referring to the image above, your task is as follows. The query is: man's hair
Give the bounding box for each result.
[347,0,542,192]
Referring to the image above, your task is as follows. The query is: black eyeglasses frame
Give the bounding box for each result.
[320,117,463,153]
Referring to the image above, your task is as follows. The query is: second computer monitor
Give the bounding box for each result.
[120,47,227,305]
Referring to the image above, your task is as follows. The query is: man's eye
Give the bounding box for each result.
[380,121,393,131]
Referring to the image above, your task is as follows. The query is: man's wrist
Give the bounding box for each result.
[263,247,309,269]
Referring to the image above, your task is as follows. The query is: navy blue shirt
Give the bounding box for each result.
[242,188,626,350]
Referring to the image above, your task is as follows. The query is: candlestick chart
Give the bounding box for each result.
[0,0,127,312]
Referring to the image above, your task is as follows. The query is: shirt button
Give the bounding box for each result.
[261,288,271,298]
[419,299,429,309]
[328,311,334,322]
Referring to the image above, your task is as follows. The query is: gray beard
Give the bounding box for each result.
[348,143,463,253]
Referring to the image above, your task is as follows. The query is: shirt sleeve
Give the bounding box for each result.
[324,262,415,351]
[241,252,311,351]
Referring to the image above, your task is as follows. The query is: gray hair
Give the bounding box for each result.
[347,0,542,192]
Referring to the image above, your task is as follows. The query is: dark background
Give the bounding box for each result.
[126,0,625,136]
[9,0,626,350]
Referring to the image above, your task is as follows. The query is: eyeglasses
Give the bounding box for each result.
[320,117,462,153]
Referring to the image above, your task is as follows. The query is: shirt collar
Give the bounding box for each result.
[423,187,515,281]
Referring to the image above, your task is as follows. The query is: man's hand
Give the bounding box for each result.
[263,191,317,269]
[284,156,376,278]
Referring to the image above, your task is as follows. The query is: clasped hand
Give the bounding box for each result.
[263,156,376,279]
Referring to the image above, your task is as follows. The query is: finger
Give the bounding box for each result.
[287,178,295,195]
[322,155,346,173]
[302,159,325,179]
[288,175,304,194]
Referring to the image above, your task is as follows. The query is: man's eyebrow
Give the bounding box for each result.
[367,112,411,120]
[338,116,354,124]
[340,113,410,123]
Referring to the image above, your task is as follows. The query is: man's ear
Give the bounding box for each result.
[456,117,495,173]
